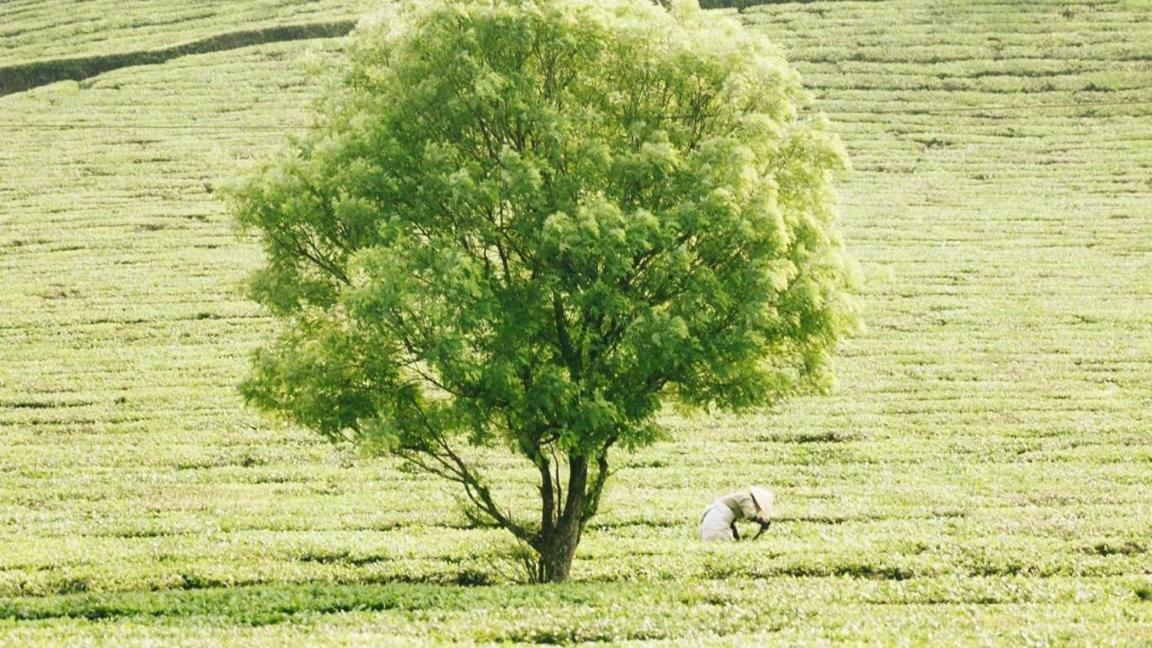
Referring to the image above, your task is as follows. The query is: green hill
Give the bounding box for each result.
[0,1,369,66]
[1,0,1150,644]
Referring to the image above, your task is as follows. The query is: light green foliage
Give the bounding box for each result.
[232,0,853,580]
[1,0,1151,643]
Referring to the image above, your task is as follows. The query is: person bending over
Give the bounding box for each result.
[700,486,774,541]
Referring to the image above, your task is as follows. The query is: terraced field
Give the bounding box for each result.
[0,1,369,66]
[1,0,1150,644]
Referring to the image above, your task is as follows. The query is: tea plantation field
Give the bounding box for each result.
[0,1,364,66]
[1,0,1150,644]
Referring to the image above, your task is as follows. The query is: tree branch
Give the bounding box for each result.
[395,392,532,541]
[552,292,581,378]
[582,438,616,522]
[558,455,588,530]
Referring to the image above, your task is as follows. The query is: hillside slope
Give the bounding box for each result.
[0,0,369,65]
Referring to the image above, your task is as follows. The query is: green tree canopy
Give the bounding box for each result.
[232,0,854,582]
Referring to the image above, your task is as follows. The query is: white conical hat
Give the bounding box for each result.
[749,486,774,522]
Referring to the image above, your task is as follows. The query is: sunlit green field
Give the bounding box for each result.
[0,1,369,66]
[2,0,1150,644]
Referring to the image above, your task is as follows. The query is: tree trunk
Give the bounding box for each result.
[538,524,582,583]
[534,456,588,583]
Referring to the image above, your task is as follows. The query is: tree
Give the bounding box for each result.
[231,0,854,583]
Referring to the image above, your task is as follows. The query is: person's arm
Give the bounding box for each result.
[751,520,771,540]
[748,488,773,539]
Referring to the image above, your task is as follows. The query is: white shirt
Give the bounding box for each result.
[700,486,774,541]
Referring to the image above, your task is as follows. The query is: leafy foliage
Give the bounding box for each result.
[232,0,853,580]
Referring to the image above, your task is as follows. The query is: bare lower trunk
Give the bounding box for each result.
[537,524,582,582]
[533,456,588,583]
[397,426,614,584]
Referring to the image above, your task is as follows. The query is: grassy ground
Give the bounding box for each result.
[0,1,369,66]
[1,0,1150,644]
